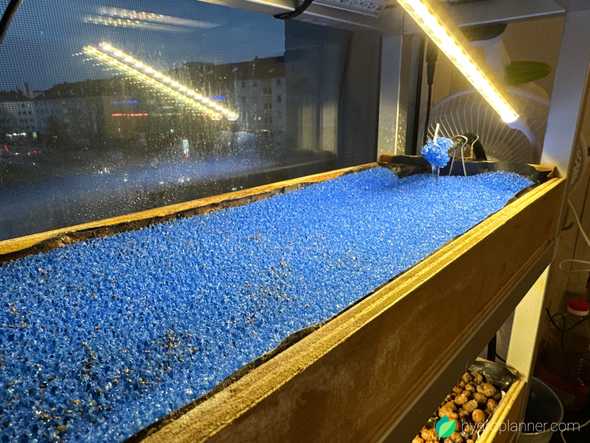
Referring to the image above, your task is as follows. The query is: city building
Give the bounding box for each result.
[182,56,287,149]
[231,57,286,139]
[0,90,37,136]
[0,56,288,152]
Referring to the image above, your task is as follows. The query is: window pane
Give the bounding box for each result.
[0,0,380,240]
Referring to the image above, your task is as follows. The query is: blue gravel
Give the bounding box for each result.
[0,168,533,442]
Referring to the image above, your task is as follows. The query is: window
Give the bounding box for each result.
[0,0,380,240]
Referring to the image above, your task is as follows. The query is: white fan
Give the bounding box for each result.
[427,89,549,163]
[426,37,550,164]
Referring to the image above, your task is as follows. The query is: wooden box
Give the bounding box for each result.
[0,161,564,442]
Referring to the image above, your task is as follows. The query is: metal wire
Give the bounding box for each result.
[447,135,468,176]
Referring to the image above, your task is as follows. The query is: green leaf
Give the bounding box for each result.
[505,61,551,85]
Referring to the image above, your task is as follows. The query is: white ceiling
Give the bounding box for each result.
[316,0,391,16]
[315,0,491,17]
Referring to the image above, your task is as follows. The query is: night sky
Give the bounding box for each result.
[0,0,286,91]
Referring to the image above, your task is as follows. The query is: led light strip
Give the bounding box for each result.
[397,0,519,124]
[83,42,239,121]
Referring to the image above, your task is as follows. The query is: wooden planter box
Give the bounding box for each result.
[412,359,528,443]
[0,161,565,443]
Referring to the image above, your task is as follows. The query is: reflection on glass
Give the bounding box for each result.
[84,6,220,32]
[0,0,379,240]
[82,42,239,120]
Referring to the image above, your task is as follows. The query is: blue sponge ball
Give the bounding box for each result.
[421,137,454,169]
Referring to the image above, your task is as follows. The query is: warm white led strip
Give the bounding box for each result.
[397,0,519,124]
[83,42,239,121]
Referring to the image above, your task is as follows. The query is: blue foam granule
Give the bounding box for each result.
[421,137,454,168]
[0,168,533,442]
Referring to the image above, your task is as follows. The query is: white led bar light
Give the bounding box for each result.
[83,42,239,121]
[397,0,519,124]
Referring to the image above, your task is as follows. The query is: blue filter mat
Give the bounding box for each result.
[0,168,533,442]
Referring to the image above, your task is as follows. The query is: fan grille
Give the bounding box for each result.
[427,89,548,164]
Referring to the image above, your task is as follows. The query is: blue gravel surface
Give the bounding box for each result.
[0,168,533,442]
